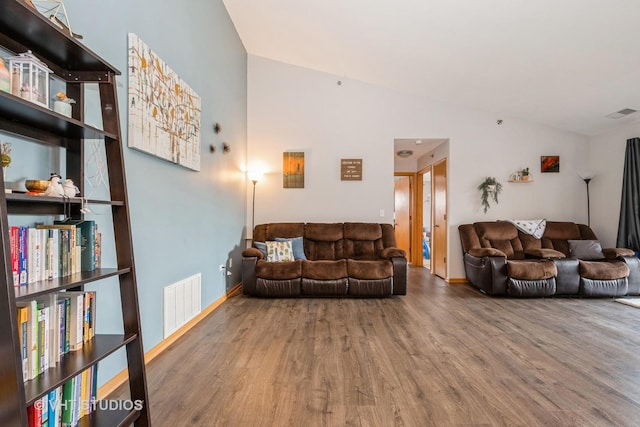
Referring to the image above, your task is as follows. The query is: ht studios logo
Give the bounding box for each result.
[35,399,144,412]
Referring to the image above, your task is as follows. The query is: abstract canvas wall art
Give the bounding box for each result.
[128,33,201,171]
[540,155,560,173]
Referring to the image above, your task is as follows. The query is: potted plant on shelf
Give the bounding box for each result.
[521,167,530,181]
[478,176,503,213]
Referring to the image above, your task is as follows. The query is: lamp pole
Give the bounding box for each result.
[583,178,591,226]
[251,179,258,234]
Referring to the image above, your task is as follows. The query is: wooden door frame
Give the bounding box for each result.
[394,172,422,266]
[416,165,432,270]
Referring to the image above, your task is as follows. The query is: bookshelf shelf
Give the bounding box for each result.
[0,1,150,426]
[6,194,124,215]
[78,407,141,427]
[0,91,118,144]
[14,268,130,301]
[23,334,137,404]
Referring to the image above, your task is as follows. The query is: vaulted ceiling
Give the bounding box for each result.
[223,0,640,136]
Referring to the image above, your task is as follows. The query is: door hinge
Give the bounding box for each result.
[444,256,446,264]
[444,214,447,221]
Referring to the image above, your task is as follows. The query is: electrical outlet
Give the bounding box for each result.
[219,264,225,271]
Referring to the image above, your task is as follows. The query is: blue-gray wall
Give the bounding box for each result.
[60,0,248,385]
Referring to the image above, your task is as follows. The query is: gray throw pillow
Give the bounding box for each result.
[276,236,307,260]
[567,239,605,260]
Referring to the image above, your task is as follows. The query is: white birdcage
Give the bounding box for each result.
[9,50,52,108]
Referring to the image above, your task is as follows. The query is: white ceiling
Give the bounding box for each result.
[223,0,640,136]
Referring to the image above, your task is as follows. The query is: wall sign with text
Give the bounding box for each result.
[341,159,362,181]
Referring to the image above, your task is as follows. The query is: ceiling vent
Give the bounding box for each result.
[605,108,637,119]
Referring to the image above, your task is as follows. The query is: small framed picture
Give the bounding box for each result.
[541,156,560,173]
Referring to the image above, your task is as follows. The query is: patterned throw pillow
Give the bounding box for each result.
[266,240,294,262]
[275,236,307,260]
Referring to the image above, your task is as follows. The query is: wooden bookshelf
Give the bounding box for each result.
[0,1,150,426]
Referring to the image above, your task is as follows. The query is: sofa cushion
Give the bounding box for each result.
[507,260,557,280]
[253,223,305,242]
[266,240,294,262]
[508,278,556,297]
[305,223,344,241]
[579,260,630,280]
[347,259,393,279]
[344,223,383,240]
[343,239,384,260]
[302,259,347,280]
[474,222,524,259]
[255,259,302,279]
[568,240,605,260]
[543,222,582,240]
[276,236,307,260]
[302,278,348,296]
[348,278,392,297]
[304,223,344,260]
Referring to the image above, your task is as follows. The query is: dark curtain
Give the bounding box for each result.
[617,137,640,252]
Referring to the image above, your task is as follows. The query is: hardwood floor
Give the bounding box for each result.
[112,267,640,426]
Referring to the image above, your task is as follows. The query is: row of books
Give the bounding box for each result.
[27,365,97,427]
[10,220,102,287]
[16,291,96,382]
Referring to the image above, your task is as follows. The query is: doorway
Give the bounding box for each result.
[432,158,447,279]
[421,169,432,270]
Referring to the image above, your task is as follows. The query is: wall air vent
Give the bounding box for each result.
[605,108,637,119]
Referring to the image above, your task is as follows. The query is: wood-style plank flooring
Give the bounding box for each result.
[112,267,640,426]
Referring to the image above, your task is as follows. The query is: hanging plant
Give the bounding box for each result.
[477,176,503,213]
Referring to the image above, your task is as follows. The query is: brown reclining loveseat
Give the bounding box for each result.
[458,221,640,297]
[242,222,407,297]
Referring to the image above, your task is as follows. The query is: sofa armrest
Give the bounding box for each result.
[381,247,406,259]
[242,247,265,259]
[242,257,259,295]
[390,256,407,295]
[468,248,506,258]
[617,256,640,294]
[462,254,508,295]
[602,247,635,259]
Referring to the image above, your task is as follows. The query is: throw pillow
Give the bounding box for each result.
[568,239,605,260]
[253,241,268,258]
[266,240,294,262]
[276,236,307,260]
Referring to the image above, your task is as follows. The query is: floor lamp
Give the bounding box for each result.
[583,177,592,226]
[248,171,263,238]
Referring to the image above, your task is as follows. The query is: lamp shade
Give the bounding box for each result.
[248,170,263,183]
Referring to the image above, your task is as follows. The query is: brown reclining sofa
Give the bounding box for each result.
[458,221,640,297]
[242,222,407,297]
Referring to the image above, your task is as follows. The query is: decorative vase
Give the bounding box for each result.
[53,100,72,117]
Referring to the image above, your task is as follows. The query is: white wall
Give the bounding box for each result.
[588,120,640,247]
[247,56,395,226]
[248,56,589,279]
